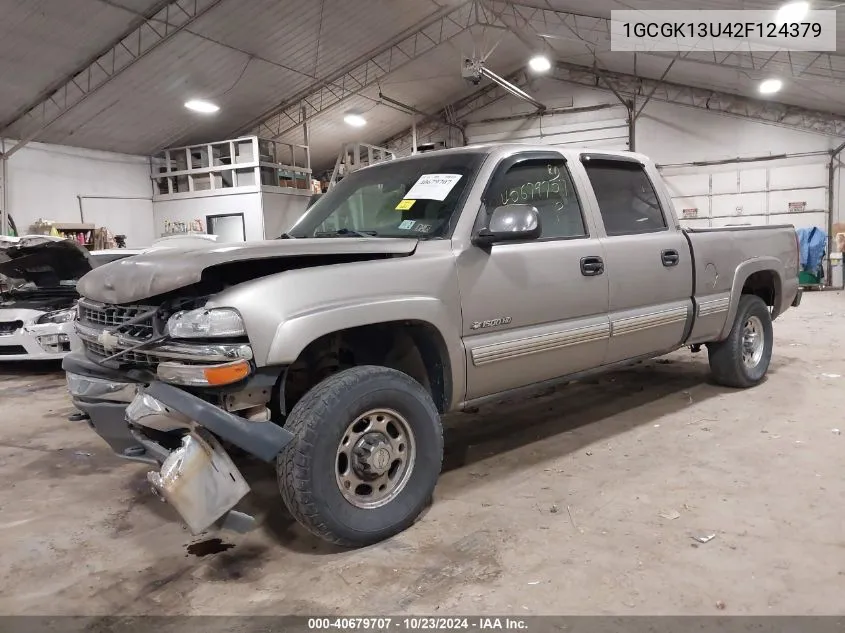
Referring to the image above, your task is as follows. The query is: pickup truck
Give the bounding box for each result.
[63,144,801,547]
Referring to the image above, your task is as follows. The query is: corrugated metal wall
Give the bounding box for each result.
[466,105,629,151]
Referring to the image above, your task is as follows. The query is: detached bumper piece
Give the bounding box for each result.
[147,430,250,535]
[125,382,295,534]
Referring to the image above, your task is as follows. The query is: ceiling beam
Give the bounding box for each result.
[0,0,226,159]
[493,0,845,87]
[551,61,845,137]
[243,0,476,142]
[381,68,534,155]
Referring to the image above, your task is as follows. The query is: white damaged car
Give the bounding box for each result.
[0,240,139,360]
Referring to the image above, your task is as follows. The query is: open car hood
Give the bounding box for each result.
[0,239,94,289]
[77,238,419,304]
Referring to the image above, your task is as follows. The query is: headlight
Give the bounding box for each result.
[36,307,77,324]
[167,307,246,338]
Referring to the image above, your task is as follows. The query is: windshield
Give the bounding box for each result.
[288,152,486,239]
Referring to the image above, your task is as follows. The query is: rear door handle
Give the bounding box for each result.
[661,249,680,267]
[580,256,604,276]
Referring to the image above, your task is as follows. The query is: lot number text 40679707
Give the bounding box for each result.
[307,617,529,631]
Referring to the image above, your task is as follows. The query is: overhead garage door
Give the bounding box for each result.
[660,160,828,231]
[466,105,630,152]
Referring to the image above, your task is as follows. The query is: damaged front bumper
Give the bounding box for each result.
[63,350,294,534]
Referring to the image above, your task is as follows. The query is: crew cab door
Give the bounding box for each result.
[578,154,693,364]
[456,152,610,401]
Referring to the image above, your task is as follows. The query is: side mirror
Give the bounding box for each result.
[473,205,541,247]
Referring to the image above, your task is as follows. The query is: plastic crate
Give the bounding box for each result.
[799,271,821,286]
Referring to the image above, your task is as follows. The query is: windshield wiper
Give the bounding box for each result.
[314,228,378,238]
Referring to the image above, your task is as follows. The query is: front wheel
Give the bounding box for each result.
[277,365,443,547]
[707,295,773,388]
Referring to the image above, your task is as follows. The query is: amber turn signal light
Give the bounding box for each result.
[202,359,251,386]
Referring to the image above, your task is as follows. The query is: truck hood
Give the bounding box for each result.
[77,238,419,304]
[0,239,93,289]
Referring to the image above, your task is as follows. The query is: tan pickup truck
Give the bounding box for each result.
[64,144,801,546]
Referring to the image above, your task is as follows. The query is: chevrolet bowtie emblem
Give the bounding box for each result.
[97,330,120,352]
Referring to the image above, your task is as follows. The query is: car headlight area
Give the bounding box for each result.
[166,307,246,338]
[36,307,77,324]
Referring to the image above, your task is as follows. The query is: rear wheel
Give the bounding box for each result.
[707,295,773,388]
[277,365,443,546]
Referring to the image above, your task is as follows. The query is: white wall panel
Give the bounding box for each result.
[769,164,826,188]
[739,169,767,191]
[711,193,766,218]
[663,174,708,197]
[6,141,152,240]
[770,212,827,229]
[153,192,265,242]
[768,188,827,213]
[79,197,155,248]
[711,172,738,194]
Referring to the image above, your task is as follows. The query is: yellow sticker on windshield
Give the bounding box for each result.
[395,199,415,211]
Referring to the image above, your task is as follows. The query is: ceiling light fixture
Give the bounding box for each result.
[343,113,367,127]
[184,99,220,113]
[528,55,552,73]
[759,78,783,94]
[775,1,809,23]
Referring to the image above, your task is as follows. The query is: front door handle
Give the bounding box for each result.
[661,249,680,267]
[580,256,604,276]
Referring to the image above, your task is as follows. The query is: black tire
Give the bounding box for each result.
[277,365,443,547]
[707,295,773,388]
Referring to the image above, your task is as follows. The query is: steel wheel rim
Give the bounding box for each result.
[741,315,765,368]
[335,408,416,509]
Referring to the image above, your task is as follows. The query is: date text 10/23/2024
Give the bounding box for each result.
[307,617,529,631]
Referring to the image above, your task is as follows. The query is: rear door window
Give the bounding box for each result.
[583,160,667,236]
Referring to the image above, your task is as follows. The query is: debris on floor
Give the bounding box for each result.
[692,533,717,544]
[659,510,681,520]
[832,429,842,435]
[820,373,841,379]
[73,451,92,457]
[716,600,726,610]
[549,504,559,514]
[186,538,236,557]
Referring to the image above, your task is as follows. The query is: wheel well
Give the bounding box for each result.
[280,321,451,416]
[741,270,779,308]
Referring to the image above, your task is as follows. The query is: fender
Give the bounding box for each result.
[718,257,784,340]
[267,295,466,411]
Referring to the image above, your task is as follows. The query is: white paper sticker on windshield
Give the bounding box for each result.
[405,174,462,201]
[398,220,416,230]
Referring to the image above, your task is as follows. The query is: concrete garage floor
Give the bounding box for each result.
[1,292,844,616]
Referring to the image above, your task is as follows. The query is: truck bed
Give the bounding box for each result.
[683,225,800,345]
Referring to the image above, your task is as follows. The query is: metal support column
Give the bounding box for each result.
[412,117,418,155]
[0,139,7,236]
[827,138,845,282]
[627,99,636,152]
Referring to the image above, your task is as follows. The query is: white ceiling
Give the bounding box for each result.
[1,0,844,168]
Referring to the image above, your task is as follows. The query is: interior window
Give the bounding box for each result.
[490,159,587,239]
[583,160,667,236]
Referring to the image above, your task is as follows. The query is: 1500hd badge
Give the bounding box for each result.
[470,316,512,330]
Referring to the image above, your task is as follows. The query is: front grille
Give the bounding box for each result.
[78,300,156,340]
[0,345,27,355]
[82,339,158,367]
[0,321,22,335]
